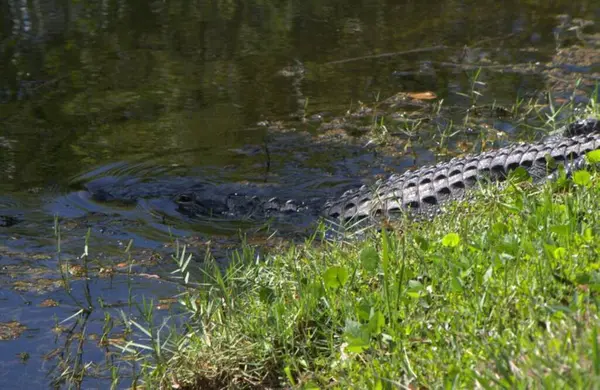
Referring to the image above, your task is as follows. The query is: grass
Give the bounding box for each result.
[73,80,597,388]
[53,79,594,388]
[114,152,600,388]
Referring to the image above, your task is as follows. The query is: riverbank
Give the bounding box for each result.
[123,150,600,388]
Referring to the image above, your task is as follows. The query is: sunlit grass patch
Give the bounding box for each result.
[115,163,600,389]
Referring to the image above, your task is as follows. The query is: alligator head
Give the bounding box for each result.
[174,190,314,221]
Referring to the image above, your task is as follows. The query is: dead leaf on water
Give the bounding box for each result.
[156,297,178,310]
[138,273,161,279]
[406,91,437,100]
[0,321,27,340]
[13,279,64,294]
[39,299,59,308]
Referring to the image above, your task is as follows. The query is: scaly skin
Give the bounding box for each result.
[322,121,600,222]
[173,118,600,223]
[4,120,597,229]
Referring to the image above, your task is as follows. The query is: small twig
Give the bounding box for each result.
[324,46,448,66]
[263,137,271,183]
[469,32,517,47]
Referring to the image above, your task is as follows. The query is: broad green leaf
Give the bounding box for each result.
[553,247,567,260]
[508,166,531,182]
[323,266,349,289]
[356,303,371,322]
[360,246,379,274]
[573,170,591,186]
[545,154,557,170]
[308,282,325,299]
[586,149,600,163]
[368,311,385,335]
[550,224,570,237]
[343,320,370,353]
[451,277,463,292]
[483,266,493,284]
[492,222,508,235]
[408,279,424,290]
[584,228,594,242]
[407,279,424,298]
[414,235,429,251]
[522,239,536,256]
[346,340,369,353]
[544,243,558,259]
[575,272,591,285]
[442,232,460,247]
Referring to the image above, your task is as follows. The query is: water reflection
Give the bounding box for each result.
[1,0,597,188]
[1,0,599,387]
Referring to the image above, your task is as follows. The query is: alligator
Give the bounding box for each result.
[3,119,598,230]
[175,118,600,224]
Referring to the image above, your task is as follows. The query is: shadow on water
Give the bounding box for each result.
[1,0,600,387]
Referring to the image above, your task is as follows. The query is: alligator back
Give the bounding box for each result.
[322,130,600,222]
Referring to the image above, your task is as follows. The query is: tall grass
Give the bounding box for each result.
[108,83,600,388]
[117,157,600,388]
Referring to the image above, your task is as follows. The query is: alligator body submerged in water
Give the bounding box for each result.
[2,119,599,229]
[175,118,600,224]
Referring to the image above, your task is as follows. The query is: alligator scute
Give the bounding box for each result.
[101,118,600,227]
[321,119,600,222]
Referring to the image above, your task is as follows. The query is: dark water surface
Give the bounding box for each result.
[1,0,599,387]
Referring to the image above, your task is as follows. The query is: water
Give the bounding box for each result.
[1,0,599,387]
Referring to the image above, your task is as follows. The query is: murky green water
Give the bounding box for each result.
[1,0,599,387]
